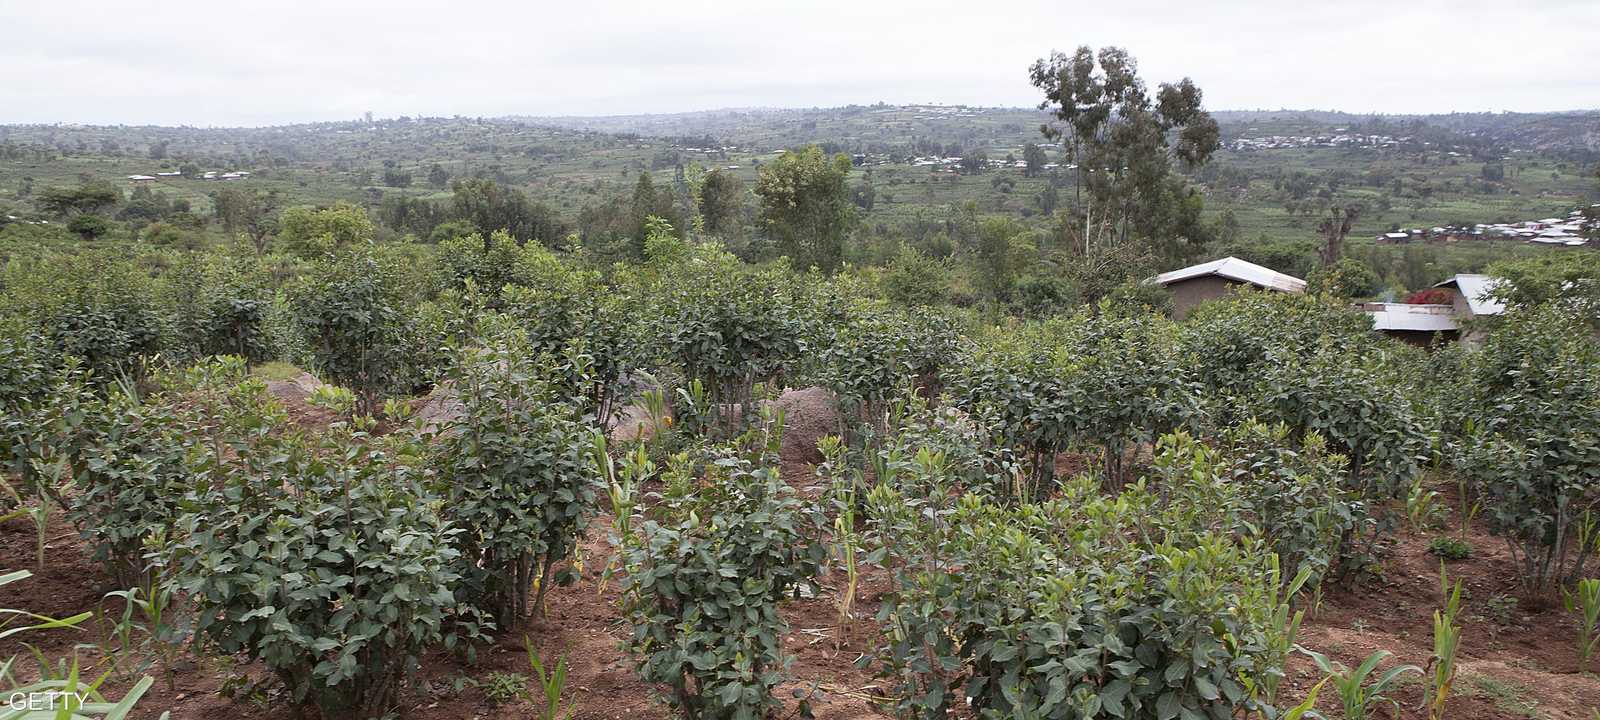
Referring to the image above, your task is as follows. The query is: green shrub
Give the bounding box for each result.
[863,433,1287,719]
[1427,536,1472,561]
[617,424,826,718]
[0,249,167,381]
[1224,420,1369,587]
[175,421,466,719]
[948,312,1199,495]
[1457,305,1600,595]
[430,342,603,631]
[290,248,416,415]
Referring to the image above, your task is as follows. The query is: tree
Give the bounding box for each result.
[451,178,563,247]
[1029,46,1220,257]
[427,163,450,189]
[697,168,744,236]
[213,187,281,256]
[1317,204,1360,266]
[67,213,111,240]
[974,216,1034,302]
[39,180,119,217]
[277,202,375,257]
[1022,142,1047,177]
[753,145,855,273]
[958,150,987,175]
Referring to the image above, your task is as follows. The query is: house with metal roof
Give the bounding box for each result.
[1432,274,1506,319]
[1149,256,1306,319]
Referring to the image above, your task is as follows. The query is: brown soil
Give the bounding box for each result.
[5,390,1596,720]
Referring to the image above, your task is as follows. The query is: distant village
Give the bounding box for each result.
[1376,205,1598,248]
[1227,130,1409,151]
[126,170,251,183]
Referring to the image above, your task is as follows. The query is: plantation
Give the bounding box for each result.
[0,222,1597,720]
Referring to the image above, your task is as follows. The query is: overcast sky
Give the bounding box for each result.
[2,0,1595,126]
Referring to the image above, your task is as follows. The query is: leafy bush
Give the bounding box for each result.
[617,425,826,718]
[430,342,603,630]
[808,300,960,444]
[290,248,416,415]
[650,259,808,437]
[863,433,1289,719]
[948,312,1199,495]
[162,254,275,365]
[0,249,167,381]
[1427,536,1472,561]
[1223,420,1368,587]
[175,420,466,719]
[1457,305,1600,595]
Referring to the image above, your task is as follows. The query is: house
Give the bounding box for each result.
[1361,274,1506,346]
[1360,302,1460,347]
[126,174,156,183]
[1149,256,1306,319]
[1432,274,1506,320]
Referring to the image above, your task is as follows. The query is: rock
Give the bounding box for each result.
[415,380,464,434]
[264,371,325,406]
[765,386,840,465]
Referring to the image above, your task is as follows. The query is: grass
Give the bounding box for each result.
[251,361,306,382]
[1468,675,1541,718]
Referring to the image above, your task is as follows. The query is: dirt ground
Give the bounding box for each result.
[4,431,1598,719]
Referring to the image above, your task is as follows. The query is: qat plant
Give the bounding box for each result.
[650,253,807,438]
[431,341,603,630]
[290,247,417,416]
[617,420,826,719]
[806,299,959,448]
[175,417,468,719]
[863,432,1286,719]
[1223,420,1368,588]
[1456,305,1600,597]
[948,312,1199,496]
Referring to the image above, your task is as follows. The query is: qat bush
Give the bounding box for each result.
[807,299,961,442]
[1222,420,1370,587]
[429,341,603,631]
[649,258,808,437]
[617,424,826,718]
[863,433,1286,720]
[176,420,466,719]
[1456,304,1600,596]
[947,312,1199,496]
[162,254,275,365]
[0,249,167,381]
[290,248,417,415]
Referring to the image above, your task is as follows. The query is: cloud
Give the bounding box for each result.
[1,0,1594,125]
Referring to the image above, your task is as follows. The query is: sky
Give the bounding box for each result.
[2,0,1596,127]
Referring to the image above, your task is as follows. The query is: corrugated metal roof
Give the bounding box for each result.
[1362,303,1460,332]
[1432,274,1507,316]
[1151,256,1307,293]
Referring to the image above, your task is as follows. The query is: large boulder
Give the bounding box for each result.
[765,386,840,465]
[414,380,464,435]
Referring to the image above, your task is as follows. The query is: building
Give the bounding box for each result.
[1361,302,1460,347]
[1431,274,1506,320]
[1360,274,1507,346]
[1149,256,1307,319]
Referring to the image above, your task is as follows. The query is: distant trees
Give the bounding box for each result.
[958,150,987,175]
[697,168,745,237]
[754,145,855,273]
[427,163,450,189]
[382,168,413,188]
[1029,45,1220,261]
[39,181,119,217]
[213,187,281,256]
[1022,143,1047,177]
[277,202,374,257]
[450,178,563,247]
